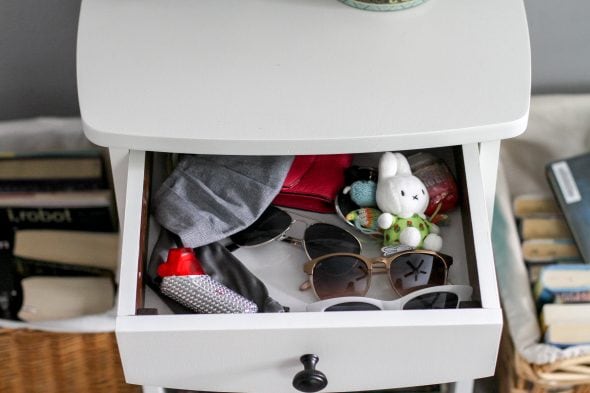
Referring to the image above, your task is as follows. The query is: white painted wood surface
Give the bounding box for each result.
[118,310,501,393]
[478,141,502,229]
[117,150,145,317]
[77,0,530,155]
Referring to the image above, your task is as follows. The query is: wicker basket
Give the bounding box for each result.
[498,324,590,393]
[512,353,590,393]
[491,95,590,393]
[0,328,141,393]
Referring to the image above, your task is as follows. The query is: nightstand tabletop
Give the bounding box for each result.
[77,0,530,155]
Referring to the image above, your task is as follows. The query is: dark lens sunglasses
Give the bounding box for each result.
[303,249,453,300]
[306,285,472,312]
[228,205,362,260]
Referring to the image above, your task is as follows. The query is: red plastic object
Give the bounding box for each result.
[157,247,205,277]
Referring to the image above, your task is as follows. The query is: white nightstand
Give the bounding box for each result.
[77,1,530,392]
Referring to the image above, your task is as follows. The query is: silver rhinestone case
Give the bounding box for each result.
[160,275,258,314]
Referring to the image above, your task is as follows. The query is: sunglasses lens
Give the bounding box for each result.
[230,206,292,247]
[312,255,369,299]
[324,302,381,312]
[304,223,361,259]
[389,253,447,295]
[403,292,459,310]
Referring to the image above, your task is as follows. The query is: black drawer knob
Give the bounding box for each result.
[292,354,328,393]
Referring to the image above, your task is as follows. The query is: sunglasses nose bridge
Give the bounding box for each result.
[369,257,389,273]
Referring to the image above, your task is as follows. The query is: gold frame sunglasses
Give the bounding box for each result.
[303,249,453,300]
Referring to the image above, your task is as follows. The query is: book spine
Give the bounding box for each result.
[0,178,107,192]
[0,206,118,233]
[513,194,560,218]
[534,265,590,310]
[526,259,584,285]
[546,155,590,263]
[0,152,108,192]
[520,217,572,240]
[0,237,21,320]
[544,325,590,349]
[521,238,580,263]
[13,254,114,280]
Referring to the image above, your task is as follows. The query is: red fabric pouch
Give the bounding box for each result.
[273,154,353,213]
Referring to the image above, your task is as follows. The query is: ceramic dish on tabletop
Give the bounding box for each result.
[338,0,428,12]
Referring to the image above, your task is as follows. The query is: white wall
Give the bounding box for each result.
[0,0,589,120]
[0,0,81,120]
[525,0,590,94]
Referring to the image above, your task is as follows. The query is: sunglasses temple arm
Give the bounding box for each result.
[225,243,240,252]
[441,254,453,267]
[280,236,304,248]
[299,280,312,291]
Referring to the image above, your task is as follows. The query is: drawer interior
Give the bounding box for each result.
[134,146,483,315]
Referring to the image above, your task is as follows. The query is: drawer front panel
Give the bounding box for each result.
[117,310,501,393]
[116,145,502,391]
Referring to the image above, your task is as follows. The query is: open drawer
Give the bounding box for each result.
[115,143,501,393]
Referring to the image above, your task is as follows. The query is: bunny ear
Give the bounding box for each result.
[378,152,398,181]
[394,153,412,175]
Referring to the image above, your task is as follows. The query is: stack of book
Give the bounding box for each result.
[0,149,119,322]
[538,152,590,348]
[513,194,582,285]
[512,151,590,349]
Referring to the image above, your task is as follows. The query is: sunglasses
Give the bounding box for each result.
[228,205,362,260]
[306,285,472,312]
[303,249,453,300]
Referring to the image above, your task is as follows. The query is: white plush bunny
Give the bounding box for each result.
[375,152,443,251]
